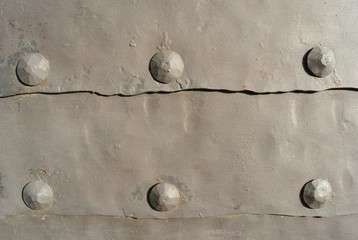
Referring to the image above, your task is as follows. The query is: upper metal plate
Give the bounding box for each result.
[0,0,357,96]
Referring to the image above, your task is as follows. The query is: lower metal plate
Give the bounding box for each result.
[0,91,357,218]
[0,214,357,240]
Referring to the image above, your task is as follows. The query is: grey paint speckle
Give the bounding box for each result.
[131,186,144,201]
[0,174,5,198]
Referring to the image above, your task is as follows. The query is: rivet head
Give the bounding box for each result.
[16,53,50,86]
[303,179,332,209]
[307,46,336,77]
[149,50,184,84]
[148,183,181,211]
[22,181,54,210]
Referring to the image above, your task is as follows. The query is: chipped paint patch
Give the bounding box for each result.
[0,174,5,198]
[159,175,192,201]
[131,186,144,201]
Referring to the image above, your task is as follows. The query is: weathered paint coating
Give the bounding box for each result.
[0,1,356,96]
[0,92,357,218]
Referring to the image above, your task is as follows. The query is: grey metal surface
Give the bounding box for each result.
[1,0,358,238]
[0,0,357,96]
[0,91,358,218]
[0,214,357,240]
[22,180,54,210]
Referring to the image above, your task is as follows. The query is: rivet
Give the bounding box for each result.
[307,46,336,78]
[303,179,332,209]
[22,181,54,210]
[16,53,50,86]
[149,50,184,84]
[148,183,181,212]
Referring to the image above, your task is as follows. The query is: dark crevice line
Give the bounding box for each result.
[2,212,358,221]
[1,87,358,99]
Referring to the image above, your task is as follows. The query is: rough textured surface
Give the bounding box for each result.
[149,50,184,84]
[22,181,54,210]
[307,47,336,78]
[148,183,181,211]
[303,179,333,209]
[16,53,49,86]
[0,1,357,238]
[0,92,358,218]
[0,0,357,96]
[0,214,357,240]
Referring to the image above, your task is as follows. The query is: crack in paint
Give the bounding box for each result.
[1,212,358,221]
[1,87,358,99]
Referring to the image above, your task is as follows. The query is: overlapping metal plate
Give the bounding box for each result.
[0,0,357,96]
[0,214,357,240]
[0,92,357,219]
[1,0,358,239]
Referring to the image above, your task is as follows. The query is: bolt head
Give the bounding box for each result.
[307,47,336,78]
[148,183,181,211]
[303,179,332,209]
[22,181,54,210]
[149,50,184,84]
[16,53,50,86]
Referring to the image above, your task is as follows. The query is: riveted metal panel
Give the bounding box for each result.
[0,92,357,218]
[1,1,358,238]
[0,0,357,96]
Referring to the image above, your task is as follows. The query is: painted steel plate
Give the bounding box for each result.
[1,1,358,238]
[0,214,357,240]
[0,91,357,218]
[0,0,357,96]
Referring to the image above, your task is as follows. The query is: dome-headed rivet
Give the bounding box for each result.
[22,181,54,210]
[307,46,336,78]
[16,53,50,86]
[303,179,332,209]
[149,50,184,84]
[148,183,181,212]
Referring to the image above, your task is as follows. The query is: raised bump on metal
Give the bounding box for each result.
[1,91,358,217]
[307,47,336,78]
[149,50,184,84]
[303,179,333,209]
[22,181,54,210]
[148,183,181,212]
[16,53,50,86]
